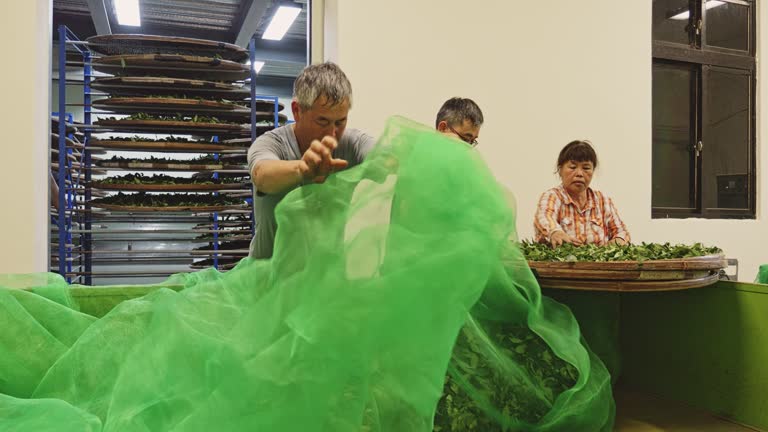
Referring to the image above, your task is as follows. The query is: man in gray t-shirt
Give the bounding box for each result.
[247,62,375,259]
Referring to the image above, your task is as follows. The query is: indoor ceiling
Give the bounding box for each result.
[53,0,308,78]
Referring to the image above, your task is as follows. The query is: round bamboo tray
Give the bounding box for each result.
[50,133,82,149]
[51,116,77,134]
[96,161,240,171]
[93,97,243,111]
[92,54,250,81]
[86,34,249,62]
[90,203,249,213]
[537,273,721,292]
[88,139,248,153]
[91,76,251,100]
[94,119,249,134]
[223,138,252,146]
[90,182,250,192]
[194,234,252,242]
[92,99,286,123]
[190,260,240,270]
[529,254,727,292]
[528,254,726,273]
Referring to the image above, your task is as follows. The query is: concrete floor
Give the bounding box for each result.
[614,390,760,432]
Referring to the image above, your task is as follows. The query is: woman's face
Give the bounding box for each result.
[559,160,594,195]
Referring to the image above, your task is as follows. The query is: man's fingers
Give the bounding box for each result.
[303,138,344,181]
[297,160,311,177]
[310,140,332,160]
[321,136,338,151]
[330,158,348,170]
[304,151,322,169]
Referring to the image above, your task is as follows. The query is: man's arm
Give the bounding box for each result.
[250,136,348,195]
[251,160,304,195]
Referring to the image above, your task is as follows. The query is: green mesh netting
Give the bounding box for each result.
[0,116,613,431]
[756,265,768,284]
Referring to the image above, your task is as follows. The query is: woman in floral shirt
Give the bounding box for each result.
[534,140,630,247]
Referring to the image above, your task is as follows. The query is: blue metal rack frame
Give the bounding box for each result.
[55,25,93,284]
[51,28,283,281]
[249,35,282,241]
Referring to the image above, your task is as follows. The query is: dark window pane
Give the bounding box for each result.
[706,0,750,51]
[703,67,751,210]
[653,0,692,44]
[652,62,696,209]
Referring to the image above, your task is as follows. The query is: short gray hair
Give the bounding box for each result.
[435,97,484,128]
[293,62,353,110]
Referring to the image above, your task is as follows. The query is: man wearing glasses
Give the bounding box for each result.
[435,97,483,147]
[435,97,518,223]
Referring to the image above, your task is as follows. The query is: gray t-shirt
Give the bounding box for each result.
[247,124,375,259]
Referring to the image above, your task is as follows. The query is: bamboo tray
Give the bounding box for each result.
[93,119,250,135]
[194,234,252,242]
[90,203,250,213]
[92,99,286,123]
[93,97,243,111]
[537,273,721,292]
[528,254,726,275]
[222,138,252,146]
[90,182,250,192]
[50,133,83,149]
[190,260,240,270]
[528,254,727,292]
[51,116,77,134]
[91,76,251,100]
[92,54,250,81]
[86,34,249,62]
[96,161,246,171]
[88,139,248,153]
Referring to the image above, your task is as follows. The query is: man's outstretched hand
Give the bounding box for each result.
[299,136,349,183]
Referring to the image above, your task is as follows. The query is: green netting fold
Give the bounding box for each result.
[756,265,768,284]
[0,116,613,431]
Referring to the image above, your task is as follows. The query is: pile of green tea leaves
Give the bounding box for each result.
[434,323,578,431]
[192,172,251,183]
[110,95,242,106]
[101,113,240,124]
[101,154,222,164]
[520,241,722,262]
[195,228,252,240]
[99,135,212,143]
[191,257,240,269]
[193,239,251,251]
[96,173,245,185]
[92,192,244,207]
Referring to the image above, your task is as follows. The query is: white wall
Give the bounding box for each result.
[0,0,51,273]
[325,0,767,281]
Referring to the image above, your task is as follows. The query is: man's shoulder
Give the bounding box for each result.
[254,124,294,146]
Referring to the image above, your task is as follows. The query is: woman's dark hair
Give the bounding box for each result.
[557,140,598,170]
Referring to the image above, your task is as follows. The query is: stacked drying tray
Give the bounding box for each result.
[82,34,287,279]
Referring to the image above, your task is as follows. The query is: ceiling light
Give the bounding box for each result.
[262,5,301,41]
[670,0,725,20]
[114,0,141,26]
[251,61,265,73]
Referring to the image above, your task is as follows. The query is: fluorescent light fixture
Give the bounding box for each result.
[251,61,265,73]
[670,0,725,20]
[262,5,301,41]
[114,0,141,26]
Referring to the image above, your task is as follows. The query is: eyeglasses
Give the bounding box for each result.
[447,124,479,147]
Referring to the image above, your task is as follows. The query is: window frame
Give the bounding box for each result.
[651,0,756,219]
